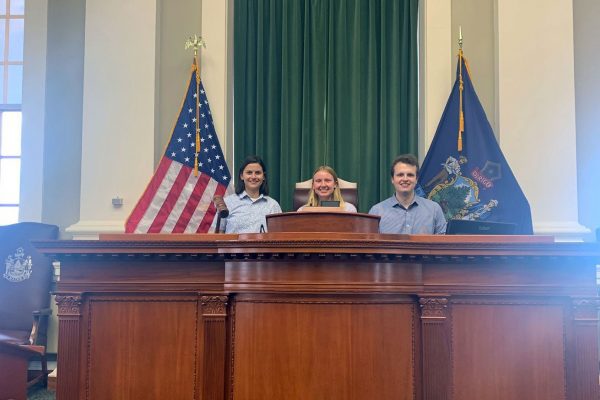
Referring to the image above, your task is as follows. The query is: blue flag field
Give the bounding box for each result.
[416,51,533,234]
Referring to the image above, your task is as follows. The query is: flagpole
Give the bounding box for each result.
[185,34,206,176]
[457,26,464,152]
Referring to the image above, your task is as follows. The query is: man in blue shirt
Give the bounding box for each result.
[369,154,447,234]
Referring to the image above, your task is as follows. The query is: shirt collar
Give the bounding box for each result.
[391,193,420,209]
[238,191,265,202]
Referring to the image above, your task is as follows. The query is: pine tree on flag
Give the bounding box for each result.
[125,60,233,233]
[416,50,533,234]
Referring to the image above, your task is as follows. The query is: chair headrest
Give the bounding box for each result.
[295,178,357,189]
[293,178,358,210]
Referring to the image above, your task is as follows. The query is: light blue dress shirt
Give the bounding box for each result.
[219,191,282,233]
[369,195,447,234]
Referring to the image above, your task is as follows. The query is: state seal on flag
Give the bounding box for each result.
[425,156,498,221]
[3,247,33,283]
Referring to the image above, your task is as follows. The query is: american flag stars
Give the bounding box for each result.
[164,84,231,184]
[125,65,233,234]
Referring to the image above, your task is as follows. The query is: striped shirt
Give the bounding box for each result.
[369,195,447,234]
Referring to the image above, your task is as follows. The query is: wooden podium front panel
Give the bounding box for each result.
[86,296,199,399]
[232,296,416,400]
[451,302,566,400]
[266,212,380,233]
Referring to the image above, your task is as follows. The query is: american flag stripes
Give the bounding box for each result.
[125,62,233,233]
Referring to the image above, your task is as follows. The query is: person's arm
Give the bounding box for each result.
[260,199,282,233]
[368,203,380,215]
[433,204,447,234]
[270,199,283,214]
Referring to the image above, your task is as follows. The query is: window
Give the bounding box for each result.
[0,0,24,225]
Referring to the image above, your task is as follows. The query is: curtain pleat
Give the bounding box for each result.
[234,0,418,211]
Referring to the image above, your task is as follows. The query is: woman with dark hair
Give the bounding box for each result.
[298,166,357,212]
[218,155,282,233]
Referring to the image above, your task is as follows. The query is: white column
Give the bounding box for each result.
[66,0,158,239]
[418,0,453,159]
[496,0,588,240]
[19,0,48,221]
[201,0,234,164]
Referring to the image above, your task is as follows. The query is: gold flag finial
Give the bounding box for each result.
[185,34,206,176]
[458,26,463,50]
[185,34,206,58]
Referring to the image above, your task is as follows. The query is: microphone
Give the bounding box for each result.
[213,195,229,219]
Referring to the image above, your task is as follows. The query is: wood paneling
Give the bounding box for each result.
[87,297,198,400]
[233,297,415,400]
[226,259,423,293]
[452,302,566,400]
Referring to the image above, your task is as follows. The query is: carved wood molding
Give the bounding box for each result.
[572,298,600,320]
[235,299,414,305]
[201,295,228,316]
[419,297,449,319]
[55,294,83,316]
[229,300,237,400]
[89,296,197,303]
[40,250,574,262]
[420,296,452,399]
[34,234,600,261]
[452,297,566,305]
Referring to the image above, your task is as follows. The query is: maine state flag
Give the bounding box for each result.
[416,51,533,234]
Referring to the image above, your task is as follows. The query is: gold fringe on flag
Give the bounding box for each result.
[194,57,201,177]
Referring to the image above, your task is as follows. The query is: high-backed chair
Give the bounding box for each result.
[0,222,58,387]
[293,178,358,210]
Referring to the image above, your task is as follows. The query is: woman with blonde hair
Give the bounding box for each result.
[298,166,357,212]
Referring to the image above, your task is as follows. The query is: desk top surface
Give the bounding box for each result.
[32,233,600,259]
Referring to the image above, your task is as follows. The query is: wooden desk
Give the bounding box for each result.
[37,234,600,400]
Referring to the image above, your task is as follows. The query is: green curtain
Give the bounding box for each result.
[234,0,418,212]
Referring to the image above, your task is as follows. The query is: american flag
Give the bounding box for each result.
[125,62,233,233]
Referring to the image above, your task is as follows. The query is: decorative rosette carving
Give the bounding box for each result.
[419,297,449,319]
[201,295,228,316]
[55,294,83,316]
[572,297,600,320]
